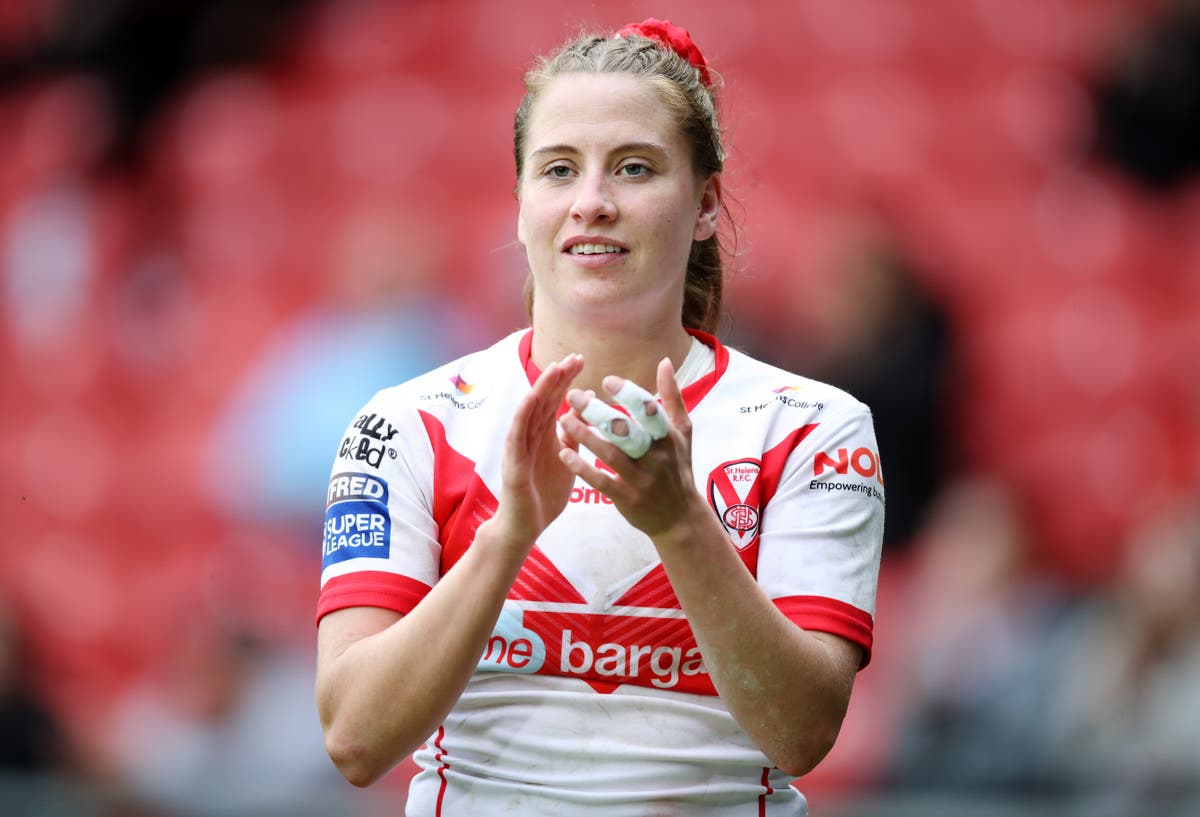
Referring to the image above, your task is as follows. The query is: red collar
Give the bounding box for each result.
[517,328,728,413]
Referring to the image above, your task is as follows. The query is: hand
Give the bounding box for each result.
[558,357,704,539]
[486,354,585,549]
[574,377,668,458]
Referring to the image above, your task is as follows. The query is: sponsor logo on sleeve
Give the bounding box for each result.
[353,412,399,441]
[739,385,825,414]
[414,372,486,410]
[326,472,389,507]
[338,434,397,468]
[706,458,762,550]
[336,413,400,469]
[810,447,885,502]
[323,472,391,568]
[772,385,825,410]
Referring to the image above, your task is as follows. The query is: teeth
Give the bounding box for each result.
[569,243,623,255]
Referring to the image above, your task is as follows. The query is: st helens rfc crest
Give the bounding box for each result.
[707,458,762,550]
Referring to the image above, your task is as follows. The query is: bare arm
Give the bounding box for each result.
[558,358,864,777]
[316,354,583,787]
[640,505,861,777]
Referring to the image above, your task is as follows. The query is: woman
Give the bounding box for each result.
[316,19,884,815]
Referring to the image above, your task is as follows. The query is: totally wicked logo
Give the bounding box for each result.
[337,413,400,469]
[706,458,762,550]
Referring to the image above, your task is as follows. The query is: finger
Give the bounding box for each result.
[534,354,581,401]
[525,362,563,441]
[572,392,651,458]
[528,355,582,429]
[656,357,690,433]
[558,440,620,494]
[605,377,668,441]
[559,353,585,382]
[558,411,636,473]
[507,386,540,465]
[549,356,586,425]
[558,422,580,453]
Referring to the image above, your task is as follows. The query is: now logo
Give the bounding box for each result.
[813,447,884,485]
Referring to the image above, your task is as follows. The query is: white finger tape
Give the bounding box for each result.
[610,380,668,441]
[579,397,652,459]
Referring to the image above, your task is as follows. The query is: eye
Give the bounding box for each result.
[543,163,574,179]
[618,162,651,178]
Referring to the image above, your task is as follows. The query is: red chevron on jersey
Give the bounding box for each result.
[509,547,587,605]
[613,564,677,608]
[758,423,820,501]
[419,410,498,573]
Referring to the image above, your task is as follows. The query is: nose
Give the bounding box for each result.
[569,171,617,224]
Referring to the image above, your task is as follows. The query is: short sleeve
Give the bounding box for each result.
[757,407,885,665]
[316,392,442,624]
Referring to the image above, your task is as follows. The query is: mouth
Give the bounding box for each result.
[565,242,628,256]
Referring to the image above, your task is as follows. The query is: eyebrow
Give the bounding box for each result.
[528,141,671,163]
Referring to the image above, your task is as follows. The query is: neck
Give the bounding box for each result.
[530,314,694,394]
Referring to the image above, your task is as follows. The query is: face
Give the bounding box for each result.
[517,72,721,329]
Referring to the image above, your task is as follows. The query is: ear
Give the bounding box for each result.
[517,203,527,246]
[693,173,722,242]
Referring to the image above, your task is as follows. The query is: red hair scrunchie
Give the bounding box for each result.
[616,18,713,87]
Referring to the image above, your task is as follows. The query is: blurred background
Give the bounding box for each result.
[0,0,1197,815]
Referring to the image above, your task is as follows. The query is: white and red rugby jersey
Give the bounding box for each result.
[319,329,884,816]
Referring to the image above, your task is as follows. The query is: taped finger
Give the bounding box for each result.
[579,397,652,459]
[611,379,668,440]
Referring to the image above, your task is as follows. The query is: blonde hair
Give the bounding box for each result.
[514,31,729,333]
